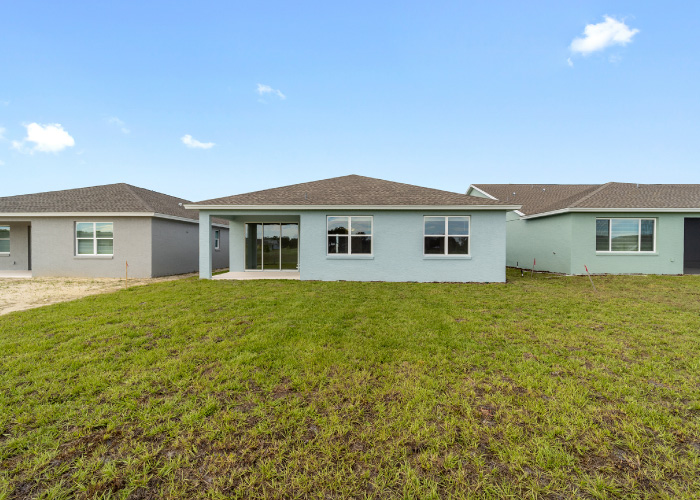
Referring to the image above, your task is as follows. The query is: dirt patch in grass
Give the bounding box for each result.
[0,274,197,316]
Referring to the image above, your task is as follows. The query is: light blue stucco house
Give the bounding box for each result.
[186,175,519,282]
[467,182,700,275]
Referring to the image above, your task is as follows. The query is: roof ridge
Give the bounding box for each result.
[119,183,158,213]
[567,182,615,208]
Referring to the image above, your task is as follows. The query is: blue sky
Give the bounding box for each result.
[1,1,699,201]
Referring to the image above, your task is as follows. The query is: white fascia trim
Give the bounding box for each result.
[0,211,228,227]
[466,185,499,200]
[184,204,522,211]
[522,207,700,219]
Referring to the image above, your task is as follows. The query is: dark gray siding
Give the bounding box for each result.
[0,221,30,271]
[151,218,228,277]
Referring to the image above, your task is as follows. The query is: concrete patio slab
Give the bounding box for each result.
[0,271,32,279]
[213,271,300,280]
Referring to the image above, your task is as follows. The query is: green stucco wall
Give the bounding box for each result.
[505,213,573,274]
[504,211,699,275]
[570,212,695,275]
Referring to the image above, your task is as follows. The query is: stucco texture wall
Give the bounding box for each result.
[218,210,506,282]
[0,221,30,271]
[306,210,506,282]
[26,217,153,278]
[505,213,573,274]
[505,212,698,275]
[570,212,693,275]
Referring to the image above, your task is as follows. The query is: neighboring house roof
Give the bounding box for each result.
[470,182,700,218]
[189,175,519,209]
[0,183,228,225]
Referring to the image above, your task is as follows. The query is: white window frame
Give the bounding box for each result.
[76,222,114,256]
[595,218,656,253]
[423,216,471,256]
[214,229,220,250]
[0,224,12,255]
[326,216,373,255]
[0,225,9,254]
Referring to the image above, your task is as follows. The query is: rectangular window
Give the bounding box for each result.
[214,229,220,250]
[424,216,470,255]
[595,218,655,253]
[76,222,113,255]
[327,216,372,255]
[0,225,9,253]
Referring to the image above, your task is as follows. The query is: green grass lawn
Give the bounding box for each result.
[1,270,700,499]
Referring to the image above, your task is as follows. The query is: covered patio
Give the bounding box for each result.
[197,212,301,279]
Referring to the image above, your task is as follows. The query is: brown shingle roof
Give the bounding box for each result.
[472,183,700,216]
[193,175,513,207]
[0,183,228,225]
[472,184,599,215]
[572,183,700,209]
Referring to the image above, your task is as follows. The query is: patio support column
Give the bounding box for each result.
[199,212,212,279]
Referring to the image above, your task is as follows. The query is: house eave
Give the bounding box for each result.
[184,204,522,211]
[522,207,700,219]
[0,212,227,227]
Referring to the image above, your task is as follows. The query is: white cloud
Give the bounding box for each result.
[256,83,286,100]
[0,127,5,140]
[13,123,75,153]
[0,160,4,166]
[107,116,130,134]
[567,57,574,67]
[570,16,639,55]
[181,134,215,149]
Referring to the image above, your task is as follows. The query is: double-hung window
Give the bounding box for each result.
[214,229,220,250]
[327,216,372,255]
[76,222,114,255]
[596,218,655,252]
[424,216,470,255]
[0,226,9,253]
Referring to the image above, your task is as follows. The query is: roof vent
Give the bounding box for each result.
[178,202,183,206]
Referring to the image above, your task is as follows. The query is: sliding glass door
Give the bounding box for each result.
[245,223,298,270]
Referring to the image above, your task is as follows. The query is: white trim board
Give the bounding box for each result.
[466,185,498,200]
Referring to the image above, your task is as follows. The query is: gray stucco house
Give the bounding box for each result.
[0,183,229,278]
[186,175,519,282]
[467,183,700,275]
